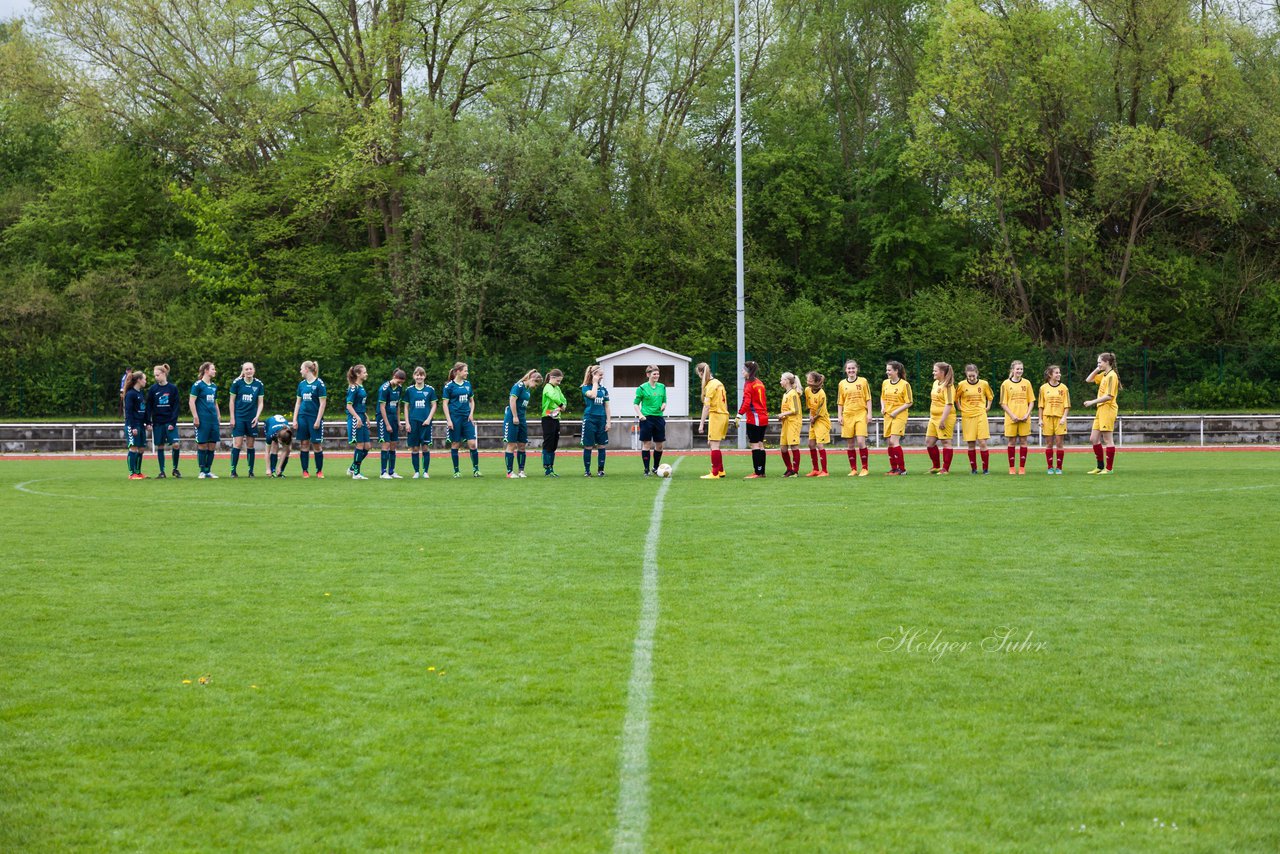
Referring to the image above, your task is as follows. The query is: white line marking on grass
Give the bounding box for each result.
[613,457,681,854]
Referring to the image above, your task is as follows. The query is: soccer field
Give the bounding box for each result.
[2,451,1278,851]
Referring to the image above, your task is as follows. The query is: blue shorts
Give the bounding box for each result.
[126,425,147,448]
[407,421,432,447]
[196,421,221,444]
[378,418,400,444]
[503,417,529,444]
[232,418,258,438]
[347,416,370,445]
[638,415,666,443]
[153,423,180,445]
[581,418,609,447]
[448,420,476,444]
[296,416,324,445]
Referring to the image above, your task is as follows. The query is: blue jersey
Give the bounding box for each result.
[190,380,218,423]
[124,388,147,429]
[346,384,368,419]
[377,381,403,423]
[444,380,474,420]
[296,378,327,419]
[265,414,291,440]
[146,382,180,425]
[581,384,609,419]
[405,384,437,423]
[506,381,531,423]
[230,377,265,423]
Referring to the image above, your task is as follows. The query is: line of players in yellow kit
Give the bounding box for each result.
[699,353,1121,478]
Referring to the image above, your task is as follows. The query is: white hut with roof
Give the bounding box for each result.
[597,343,692,417]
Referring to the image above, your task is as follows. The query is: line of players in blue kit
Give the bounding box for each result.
[118,358,559,481]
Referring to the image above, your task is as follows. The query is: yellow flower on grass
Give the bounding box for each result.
[427,666,435,671]
[182,679,192,684]
[198,675,211,685]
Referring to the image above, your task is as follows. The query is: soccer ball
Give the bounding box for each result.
[656,463,673,478]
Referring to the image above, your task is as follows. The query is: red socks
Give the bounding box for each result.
[1056,448,1064,469]
[927,445,941,468]
[792,448,801,471]
[810,447,820,471]
[847,448,858,471]
[860,447,869,471]
[889,446,905,471]
[781,448,793,474]
[1019,446,1028,467]
[942,447,953,471]
[1092,443,1104,467]
[1007,446,1016,467]
[968,449,977,470]
[981,450,989,471]
[1105,446,1115,470]
[711,449,723,474]
[819,448,828,472]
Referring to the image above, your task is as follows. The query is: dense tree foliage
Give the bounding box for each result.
[2,0,1279,412]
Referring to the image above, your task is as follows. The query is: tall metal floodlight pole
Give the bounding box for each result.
[733,0,746,449]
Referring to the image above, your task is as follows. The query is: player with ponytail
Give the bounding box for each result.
[147,363,182,477]
[1085,353,1121,474]
[695,362,728,479]
[345,364,371,479]
[188,362,221,478]
[925,362,956,474]
[444,362,481,477]
[737,361,768,478]
[292,361,327,478]
[881,361,912,475]
[123,370,148,479]
[804,371,830,476]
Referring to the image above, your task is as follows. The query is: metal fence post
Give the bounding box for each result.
[1118,417,1123,446]
[1200,416,1204,447]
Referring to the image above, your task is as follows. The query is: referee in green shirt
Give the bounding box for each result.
[633,365,668,475]
[540,369,568,476]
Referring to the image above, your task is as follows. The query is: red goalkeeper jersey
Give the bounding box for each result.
[738,379,768,426]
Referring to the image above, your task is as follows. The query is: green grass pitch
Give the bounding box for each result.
[2,450,1278,851]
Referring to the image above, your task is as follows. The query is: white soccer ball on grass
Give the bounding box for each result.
[656,463,672,478]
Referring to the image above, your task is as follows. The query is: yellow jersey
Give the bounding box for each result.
[805,387,830,426]
[929,380,954,417]
[881,378,912,413]
[1038,382,1070,418]
[1000,378,1035,419]
[1093,371,1119,410]
[838,377,871,418]
[955,379,992,417]
[780,388,802,423]
[702,378,728,415]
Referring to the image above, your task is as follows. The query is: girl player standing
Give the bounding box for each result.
[539,369,567,476]
[738,361,768,478]
[292,361,327,478]
[1084,353,1120,474]
[377,368,406,479]
[504,369,543,478]
[405,367,437,479]
[124,370,148,479]
[1001,360,1036,474]
[229,362,265,478]
[345,364,371,479]
[955,364,994,474]
[695,362,728,479]
[837,360,872,476]
[444,362,481,477]
[777,372,803,477]
[924,362,956,474]
[881,361,912,475]
[188,362,221,478]
[147,363,182,477]
[1039,365,1071,474]
[580,365,611,476]
[805,371,830,476]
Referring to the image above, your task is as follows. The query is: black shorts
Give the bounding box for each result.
[746,423,767,444]
[638,415,666,443]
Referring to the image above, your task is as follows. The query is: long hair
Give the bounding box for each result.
[448,362,467,386]
[301,360,319,379]
[781,371,798,391]
[347,364,365,385]
[392,368,407,381]
[519,369,542,386]
[807,370,824,389]
[128,370,146,391]
[887,361,905,380]
[964,363,978,375]
[934,362,954,387]
[582,365,601,386]
[844,359,858,372]
[1008,359,1024,379]
[1099,353,1122,389]
[153,363,170,382]
[547,368,564,382]
[413,366,427,382]
[695,362,712,396]
[744,360,759,381]
[1044,365,1060,382]
[198,361,214,381]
